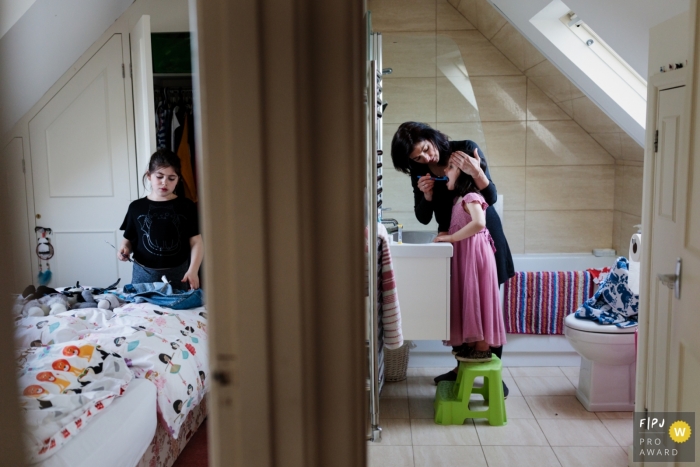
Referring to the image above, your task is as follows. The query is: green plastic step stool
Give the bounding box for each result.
[434,355,507,426]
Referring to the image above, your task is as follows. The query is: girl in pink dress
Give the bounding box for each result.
[434,162,506,362]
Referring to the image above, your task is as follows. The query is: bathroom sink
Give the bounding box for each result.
[391,230,436,244]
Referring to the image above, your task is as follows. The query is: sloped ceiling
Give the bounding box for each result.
[0,0,133,137]
[489,0,689,145]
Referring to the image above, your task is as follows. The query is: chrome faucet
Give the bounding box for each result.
[381,218,399,234]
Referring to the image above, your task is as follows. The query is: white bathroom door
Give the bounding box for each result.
[29,34,133,288]
[1,138,33,291]
[647,24,700,424]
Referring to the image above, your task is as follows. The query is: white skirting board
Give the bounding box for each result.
[407,335,582,367]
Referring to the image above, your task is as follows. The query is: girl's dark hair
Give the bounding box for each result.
[142,149,185,196]
[390,122,451,174]
[452,170,480,198]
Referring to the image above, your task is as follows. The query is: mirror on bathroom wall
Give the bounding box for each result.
[380,33,489,233]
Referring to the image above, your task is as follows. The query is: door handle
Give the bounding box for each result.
[657,258,681,299]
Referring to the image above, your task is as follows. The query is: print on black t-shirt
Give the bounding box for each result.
[138,204,184,257]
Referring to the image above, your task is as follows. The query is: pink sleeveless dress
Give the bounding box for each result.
[445,192,506,348]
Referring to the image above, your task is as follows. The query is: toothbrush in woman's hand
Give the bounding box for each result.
[415,175,448,181]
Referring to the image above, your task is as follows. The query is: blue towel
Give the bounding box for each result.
[574,257,638,328]
[111,282,204,310]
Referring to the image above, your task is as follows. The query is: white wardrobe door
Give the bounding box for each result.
[29,34,132,287]
[2,137,33,291]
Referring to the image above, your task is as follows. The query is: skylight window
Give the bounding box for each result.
[562,12,647,99]
[530,0,647,129]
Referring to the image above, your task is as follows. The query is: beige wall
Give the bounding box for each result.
[372,0,644,254]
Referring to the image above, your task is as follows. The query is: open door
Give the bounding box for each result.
[28,34,133,287]
[130,15,156,198]
[1,138,33,291]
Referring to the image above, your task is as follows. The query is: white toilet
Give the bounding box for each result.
[564,314,637,411]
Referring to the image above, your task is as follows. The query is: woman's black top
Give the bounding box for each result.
[409,140,515,285]
[120,197,199,269]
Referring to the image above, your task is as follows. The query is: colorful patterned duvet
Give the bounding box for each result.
[15,302,208,463]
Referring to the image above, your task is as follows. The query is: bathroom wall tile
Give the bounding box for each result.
[382,78,437,124]
[456,0,478,27]
[482,122,526,167]
[368,0,436,32]
[525,166,615,211]
[490,22,526,70]
[556,99,575,118]
[437,77,481,122]
[439,31,521,76]
[471,76,527,121]
[502,210,524,254]
[525,210,614,253]
[615,163,643,216]
[367,418,413,445]
[489,22,545,73]
[620,132,645,161]
[525,396,598,420]
[474,0,507,40]
[411,418,481,445]
[552,446,628,467]
[489,166,525,211]
[469,395,534,418]
[590,132,622,159]
[538,419,619,446]
[368,445,415,467]
[571,96,620,134]
[527,80,571,121]
[482,446,562,467]
[526,121,615,166]
[601,419,633,447]
[612,210,623,255]
[414,446,487,467]
[436,123,487,151]
[474,418,549,445]
[437,0,476,31]
[383,167,417,214]
[383,33,437,79]
[525,60,584,103]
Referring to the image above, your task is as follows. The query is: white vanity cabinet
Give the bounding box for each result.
[389,242,452,340]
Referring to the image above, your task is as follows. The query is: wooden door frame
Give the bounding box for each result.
[192,1,366,466]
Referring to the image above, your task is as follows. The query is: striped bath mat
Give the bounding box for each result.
[503,271,597,334]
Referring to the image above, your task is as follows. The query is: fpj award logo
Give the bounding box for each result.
[634,412,695,462]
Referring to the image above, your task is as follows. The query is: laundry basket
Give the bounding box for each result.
[383,341,413,382]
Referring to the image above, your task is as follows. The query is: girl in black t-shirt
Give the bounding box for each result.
[118,150,203,290]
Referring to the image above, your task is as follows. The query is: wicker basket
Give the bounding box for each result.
[384,341,413,382]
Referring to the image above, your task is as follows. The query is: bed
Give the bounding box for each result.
[14,293,209,467]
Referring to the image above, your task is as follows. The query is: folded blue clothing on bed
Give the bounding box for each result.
[111,282,204,309]
[574,257,638,328]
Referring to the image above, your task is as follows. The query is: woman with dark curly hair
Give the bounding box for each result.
[390,122,515,391]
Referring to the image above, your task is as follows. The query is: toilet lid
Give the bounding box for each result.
[564,313,637,334]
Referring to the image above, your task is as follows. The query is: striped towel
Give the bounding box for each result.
[375,224,403,349]
[503,271,596,334]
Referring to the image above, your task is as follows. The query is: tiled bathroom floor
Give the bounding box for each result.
[369,366,632,467]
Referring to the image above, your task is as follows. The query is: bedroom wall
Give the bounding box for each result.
[371,0,644,254]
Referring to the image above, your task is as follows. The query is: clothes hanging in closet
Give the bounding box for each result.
[154,87,198,202]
